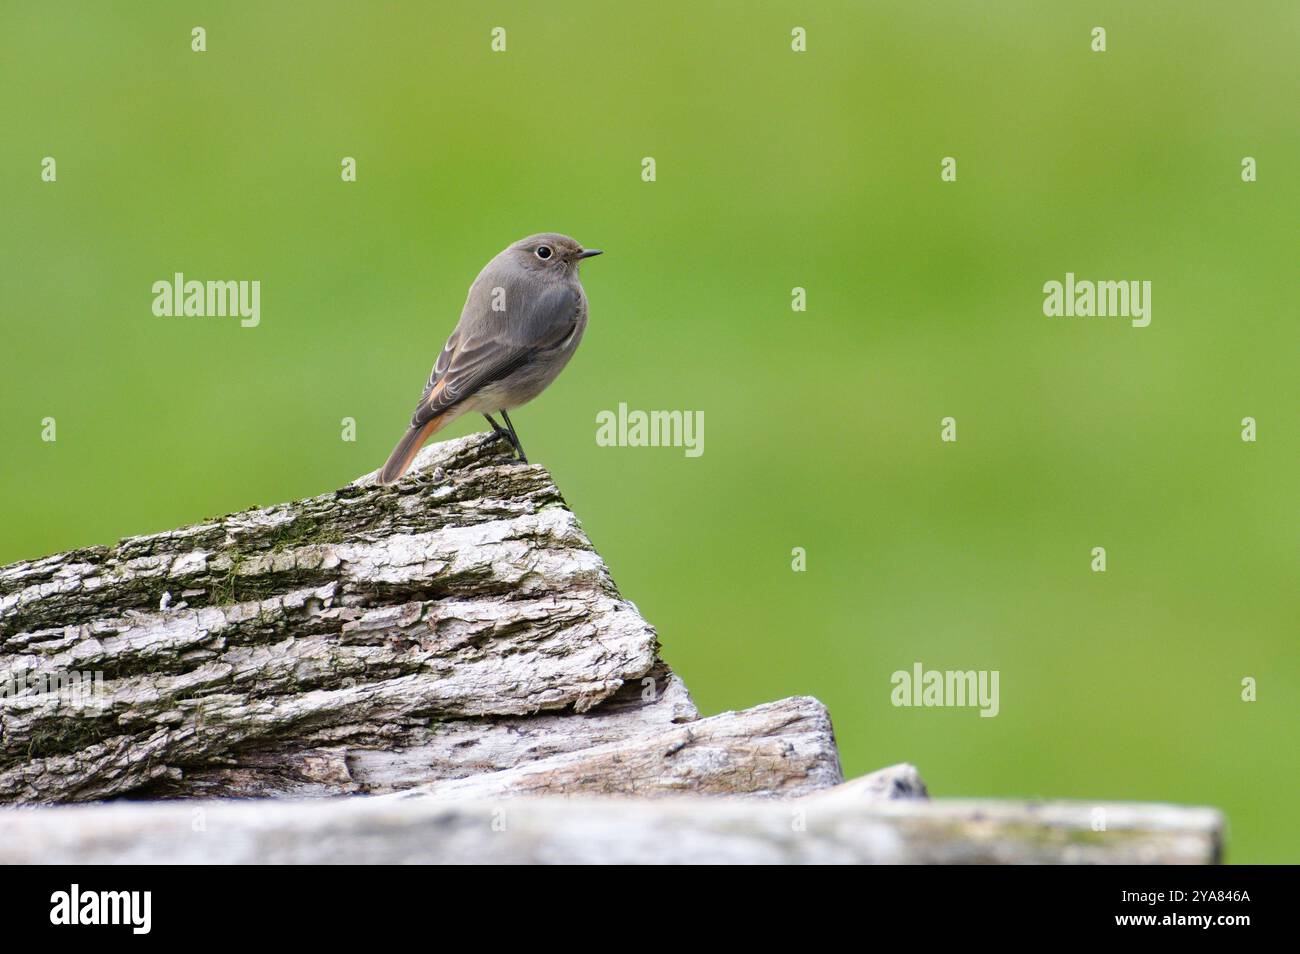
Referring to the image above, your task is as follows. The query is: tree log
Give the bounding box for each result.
[0,791,1222,865]
[383,695,843,800]
[0,432,1228,865]
[0,435,752,803]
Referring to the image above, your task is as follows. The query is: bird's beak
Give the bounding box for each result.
[577,248,603,259]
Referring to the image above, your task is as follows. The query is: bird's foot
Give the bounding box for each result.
[499,410,529,465]
[481,414,526,463]
[477,429,511,455]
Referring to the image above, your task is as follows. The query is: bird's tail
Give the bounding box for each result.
[377,415,447,485]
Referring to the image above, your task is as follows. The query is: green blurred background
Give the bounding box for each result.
[1,2,1296,862]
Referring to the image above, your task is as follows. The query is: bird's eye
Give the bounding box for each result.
[535,246,552,260]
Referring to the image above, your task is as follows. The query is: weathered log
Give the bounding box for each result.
[0,790,1223,865]
[0,431,1229,865]
[384,695,843,801]
[131,661,702,799]
[4,434,826,803]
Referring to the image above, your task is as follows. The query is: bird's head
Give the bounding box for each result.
[507,233,602,276]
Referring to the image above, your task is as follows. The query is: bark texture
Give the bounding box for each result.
[1,435,765,803]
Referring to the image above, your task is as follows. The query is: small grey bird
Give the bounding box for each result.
[377,233,601,484]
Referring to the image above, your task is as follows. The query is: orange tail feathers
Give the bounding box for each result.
[377,415,447,485]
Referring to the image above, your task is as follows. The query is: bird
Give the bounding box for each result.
[376,233,602,485]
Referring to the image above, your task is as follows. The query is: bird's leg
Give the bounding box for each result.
[499,410,529,464]
[481,414,511,452]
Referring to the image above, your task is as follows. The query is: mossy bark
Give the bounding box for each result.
[0,435,721,803]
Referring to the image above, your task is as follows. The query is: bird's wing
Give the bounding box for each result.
[408,282,579,428]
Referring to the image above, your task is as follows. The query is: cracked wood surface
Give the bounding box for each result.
[0,434,707,804]
[134,662,703,799]
[384,695,843,800]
